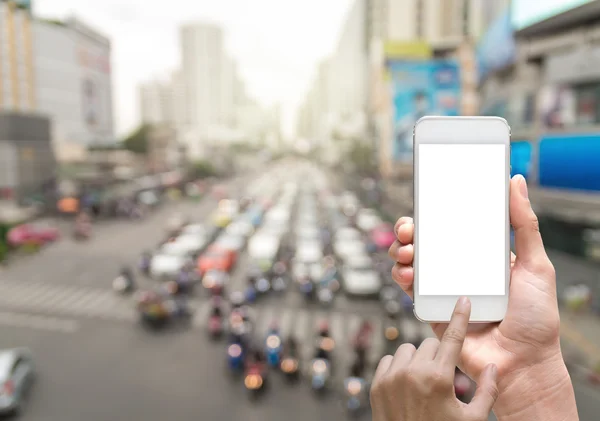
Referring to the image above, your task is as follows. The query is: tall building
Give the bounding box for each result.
[33,17,115,162]
[0,0,36,112]
[139,79,174,126]
[180,22,224,132]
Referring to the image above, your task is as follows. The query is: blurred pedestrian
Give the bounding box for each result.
[375,175,579,421]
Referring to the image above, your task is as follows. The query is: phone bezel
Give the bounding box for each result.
[413,116,510,323]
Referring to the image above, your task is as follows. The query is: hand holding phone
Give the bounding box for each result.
[388,175,576,420]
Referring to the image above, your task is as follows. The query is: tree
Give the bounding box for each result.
[189,160,218,179]
[122,124,150,154]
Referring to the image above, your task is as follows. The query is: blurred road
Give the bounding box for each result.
[0,162,598,421]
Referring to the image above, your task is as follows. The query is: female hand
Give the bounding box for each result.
[371,297,498,421]
[388,175,576,419]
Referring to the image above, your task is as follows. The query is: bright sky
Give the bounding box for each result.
[34,0,352,138]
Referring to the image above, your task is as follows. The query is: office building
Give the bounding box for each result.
[0,0,35,112]
[33,17,115,162]
[180,22,224,131]
[139,79,174,126]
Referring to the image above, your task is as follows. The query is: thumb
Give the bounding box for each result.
[468,364,499,417]
[509,175,548,267]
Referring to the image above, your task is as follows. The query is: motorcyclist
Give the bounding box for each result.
[353,320,373,352]
[314,321,334,360]
[350,354,366,378]
[285,336,298,357]
[140,251,152,272]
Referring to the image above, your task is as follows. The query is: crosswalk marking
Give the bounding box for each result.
[0,311,79,333]
[279,308,294,337]
[0,279,423,363]
[293,309,310,340]
[256,306,276,336]
[369,315,384,363]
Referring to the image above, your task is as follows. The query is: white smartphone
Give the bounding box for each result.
[413,116,510,323]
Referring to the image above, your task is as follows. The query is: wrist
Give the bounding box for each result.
[494,351,579,421]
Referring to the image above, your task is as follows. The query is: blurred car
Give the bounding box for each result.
[169,234,209,256]
[211,211,232,228]
[0,348,35,415]
[7,223,60,247]
[226,220,254,238]
[295,225,320,241]
[296,240,323,264]
[356,208,382,232]
[334,239,367,261]
[197,245,237,273]
[248,233,280,269]
[181,223,206,237]
[342,254,381,297]
[370,223,396,250]
[201,270,229,293]
[214,233,246,253]
[244,206,264,227]
[150,252,189,280]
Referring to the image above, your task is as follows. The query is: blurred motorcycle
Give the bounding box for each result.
[255,276,271,296]
[344,351,370,415]
[264,324,283,368]
[271,276,287,293]
[139,252,152,276]
[316,286,334,307]
[309,358,331,395]
[454,368,473,403]
[208,303,224,339]
[244,350,268,398]
[382,300,402,355]
[280,337,300,381]
[298,277,314,301]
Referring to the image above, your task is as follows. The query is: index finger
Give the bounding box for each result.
[435,297,470,367]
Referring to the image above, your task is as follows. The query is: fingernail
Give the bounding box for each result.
[458,296,470,310]
[518,175,529,199]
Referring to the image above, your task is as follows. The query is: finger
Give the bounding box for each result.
[390,343,416,371]
[413,337,439,361]
[435,297,470,367]
[468,364,499,417]
[388,240,400,260]
[397,222,414,245]
[373,355,393,381]
[394,217,413,241]
[511,251,516,268]
[391,263,414,299]
[510,175,552,272]
[389,243,414,265]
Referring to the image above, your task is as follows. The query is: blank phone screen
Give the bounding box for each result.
[417,144,506,296]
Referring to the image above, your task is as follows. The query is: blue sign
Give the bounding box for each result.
[477,9,515,83]
[387,60,461,163]
[539,134,600,192]
[511,141,532,180]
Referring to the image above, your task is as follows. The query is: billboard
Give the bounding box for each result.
[512,0,594,30]
[476,8,515,83]
[387,60,461,162]
[539,133,600,192]
[384,41,432,60]
[510,141,533,180]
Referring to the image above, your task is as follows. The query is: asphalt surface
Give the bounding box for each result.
[0,163,598,421]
